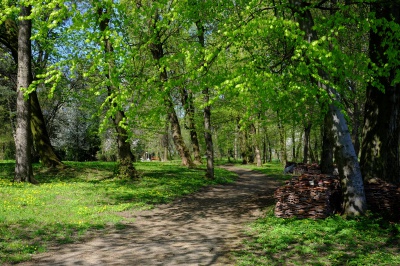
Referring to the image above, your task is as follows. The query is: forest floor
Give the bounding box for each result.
[17,165,282,266]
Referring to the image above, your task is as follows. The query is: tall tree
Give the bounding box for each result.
[97,7,137,178]
[14,4,35,183]
[0,18,63,168]
[360,0,400,184]
[287,0,366,215]
[195,19,214,178]
[148,11,194,168]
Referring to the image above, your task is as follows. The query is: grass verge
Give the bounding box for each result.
[234,162,400,266]
[0,161,236,264]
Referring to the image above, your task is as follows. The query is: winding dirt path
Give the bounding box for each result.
[19,165,281,266]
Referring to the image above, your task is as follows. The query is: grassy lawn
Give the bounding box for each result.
[236,163,400,266]
[0,160,236,264]
[2,160,399,265]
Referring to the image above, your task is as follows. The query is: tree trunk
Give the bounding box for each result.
[180,88,202,165]
[330,104,366,216]
[303,122,312,163]
[320,108,334,174]
[97,8,137,178]
[203,88,214,178]
[30,91,64,168]
[292,125,296,160]
[350,86,361,157]
[161,122,169,162]
[165,93,194,167]
[14,5,35,183]
[277,114,287,163]
[251,123,262,166]
[360,0,400,184]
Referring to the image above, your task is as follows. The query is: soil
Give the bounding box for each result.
[18,165,281,266]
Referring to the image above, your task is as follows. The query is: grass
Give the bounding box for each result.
[237,209,400,266]
[0,160,236,264]
[234,162,400,266]
[2,160,399,265]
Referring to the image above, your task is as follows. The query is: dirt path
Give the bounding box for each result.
[19,165,281,266]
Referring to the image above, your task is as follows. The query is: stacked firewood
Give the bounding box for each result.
[274,173,342,219]
[364,179,400,221]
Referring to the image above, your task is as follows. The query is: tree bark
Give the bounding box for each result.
[14,5,35,183]
[277,114,287,163]
[30,91,63,168]
[203,88,214,178]
[291,125,296,160]
[330,104,366,216]
[360,0,400,184]
[161,122,169,161]
[180,88,202,165]
[302,122,312,163]
[320,108,335,174]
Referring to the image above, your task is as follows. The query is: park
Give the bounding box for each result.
[1,0,399,265]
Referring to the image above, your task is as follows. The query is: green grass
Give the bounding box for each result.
[234,162,400,266]
[0,160,236,264]
[237,209,400,266]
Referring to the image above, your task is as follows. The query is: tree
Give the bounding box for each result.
[97,6,137,178]
[148,13,194,168]
[287,0,366,215]
[360,0,400,184]
[0,17,63,168]
[14,4,35,183]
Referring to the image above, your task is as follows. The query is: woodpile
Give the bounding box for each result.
[274,172,342,219]
[364,178,400,221]
[275,163,400,221]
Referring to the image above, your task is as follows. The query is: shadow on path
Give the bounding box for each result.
[18,165,281,266]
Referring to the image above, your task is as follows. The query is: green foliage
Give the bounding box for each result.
[237,210,400,266]
[0,160,236,264]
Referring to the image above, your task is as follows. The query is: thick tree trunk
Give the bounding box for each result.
[203,88,214,178]
[98,8,137,178]
[113,109,136,176]
[165,93,194,167]
[180,88,202,165]
[30,91,63,168]
[360,1,400,184]
[330,104,366,216]
[351,99,361,157]
[303,122,312,163]
[14,6,35,183]
[320,108,335,174]
[292,125,296,160]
